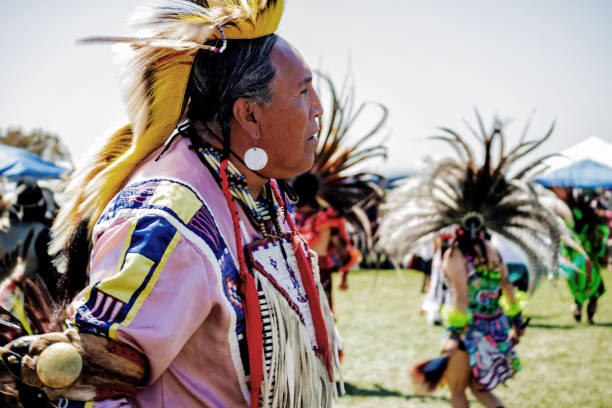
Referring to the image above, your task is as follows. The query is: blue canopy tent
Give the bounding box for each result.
[0,144,69,180]
[535,159,612,188]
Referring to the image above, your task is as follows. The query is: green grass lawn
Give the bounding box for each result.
[333,268,612,408]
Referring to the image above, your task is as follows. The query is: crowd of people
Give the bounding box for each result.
[0,1,608,407]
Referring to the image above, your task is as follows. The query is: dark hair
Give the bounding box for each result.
[187,34,278,157]
[451,226,490,265]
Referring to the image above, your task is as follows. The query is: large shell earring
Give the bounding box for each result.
[244,139,268,171]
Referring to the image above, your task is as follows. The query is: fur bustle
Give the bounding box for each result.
[377,112,580,291]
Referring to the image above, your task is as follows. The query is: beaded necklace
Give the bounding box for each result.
[197,143,313,310]
[194,144,284,237]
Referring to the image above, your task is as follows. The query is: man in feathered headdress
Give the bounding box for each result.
[0,1,343,407]
[377,113,576,408]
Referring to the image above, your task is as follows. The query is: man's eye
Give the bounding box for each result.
[300,87,309,95]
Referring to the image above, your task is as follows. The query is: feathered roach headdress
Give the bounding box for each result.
[377,112,578,291]
[292,73,388,251]
[50,0,284,256]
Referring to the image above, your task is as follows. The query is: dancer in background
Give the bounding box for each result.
[408,241,434,294]
[0,180,59,302]
[378,113,576,407]
[293,173,361,309]
[421,234,453,325]
[555,188,609,324]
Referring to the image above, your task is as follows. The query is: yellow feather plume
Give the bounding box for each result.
[51,0,285,256]
[50,125,134,255]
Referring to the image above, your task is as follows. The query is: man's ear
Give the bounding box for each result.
[233,98,260,140]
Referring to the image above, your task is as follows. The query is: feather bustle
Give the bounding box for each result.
[377,112,575,289]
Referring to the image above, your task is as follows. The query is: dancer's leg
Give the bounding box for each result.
[469,379,503,408]
[446,350,471,408]
[338,269,349,290]
[587,296,598,324]
[571,300,582,322]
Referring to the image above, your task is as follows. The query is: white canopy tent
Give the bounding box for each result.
[544,136,612,172]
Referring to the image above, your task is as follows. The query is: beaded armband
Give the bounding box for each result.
[446,326,463,340]
[441,306,472,339]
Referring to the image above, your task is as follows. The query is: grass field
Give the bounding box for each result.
[333,268,612,408]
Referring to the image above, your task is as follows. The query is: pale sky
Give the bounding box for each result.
[1,1,612,175]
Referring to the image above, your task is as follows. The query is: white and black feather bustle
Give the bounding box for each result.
[377,112,579,291]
